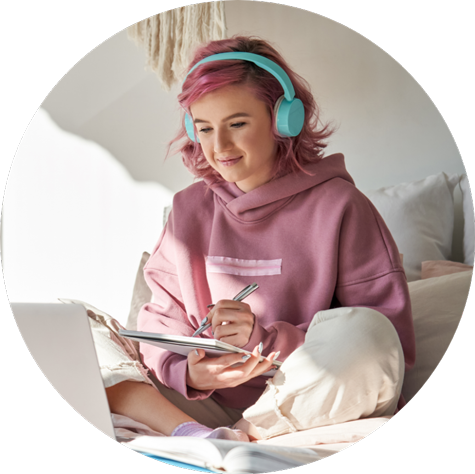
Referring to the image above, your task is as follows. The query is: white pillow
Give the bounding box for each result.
[402,270,472,403]
[460,174,474,265]
[365,173,460,281]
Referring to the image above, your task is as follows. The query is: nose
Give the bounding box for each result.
[214,128,233,153]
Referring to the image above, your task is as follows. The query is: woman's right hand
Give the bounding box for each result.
[186,345,278,391]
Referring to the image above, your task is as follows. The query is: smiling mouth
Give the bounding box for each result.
[217,156,242,167]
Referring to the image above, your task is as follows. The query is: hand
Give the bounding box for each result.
[207,299,255,347]
[186,345,278,391]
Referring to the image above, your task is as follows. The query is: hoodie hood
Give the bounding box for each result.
[204,153,354,223]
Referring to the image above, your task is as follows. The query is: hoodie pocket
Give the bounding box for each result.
[206,256,282,276]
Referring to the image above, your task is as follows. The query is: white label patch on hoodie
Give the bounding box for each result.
[206,256,282,276]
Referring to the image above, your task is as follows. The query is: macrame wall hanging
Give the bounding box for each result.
[127,2,227,91]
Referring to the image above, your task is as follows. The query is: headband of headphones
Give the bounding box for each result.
[183,52,305,142]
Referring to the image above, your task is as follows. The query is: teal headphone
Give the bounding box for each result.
[184,52,305,143]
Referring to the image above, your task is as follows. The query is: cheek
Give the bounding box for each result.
[201,141,215,164]
[250,132,276,159]
[252,121,275,154]
[243,129,272,155]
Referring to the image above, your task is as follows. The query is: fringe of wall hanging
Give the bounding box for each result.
[128,2,227,91]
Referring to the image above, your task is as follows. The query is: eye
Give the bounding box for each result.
[231,122,246,129]
[198,127,212,134]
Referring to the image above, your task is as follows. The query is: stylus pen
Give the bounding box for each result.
[192,283,259,337]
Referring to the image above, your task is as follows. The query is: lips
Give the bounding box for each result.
[217,156,242,167]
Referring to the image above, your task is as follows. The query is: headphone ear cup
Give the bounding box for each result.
[185,113,200,143]
[274,96,305,137]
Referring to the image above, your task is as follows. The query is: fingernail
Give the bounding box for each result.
[242,354,251,361]
[195,350,199,356]
[207,304,215,309]
[258,342,263,354]
[274,351,281,360]
[200,316,208,326]
[271,365,278,370]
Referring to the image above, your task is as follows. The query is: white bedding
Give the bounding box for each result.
[113,412,390,459]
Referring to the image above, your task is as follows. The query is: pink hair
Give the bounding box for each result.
[169,36,334,182]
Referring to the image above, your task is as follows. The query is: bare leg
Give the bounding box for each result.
[106,381,194,436]
[106,381,249,441]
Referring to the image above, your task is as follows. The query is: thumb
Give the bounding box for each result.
[188,348,206,365]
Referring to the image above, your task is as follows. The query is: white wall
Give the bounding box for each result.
[3,109,173,323]
[41,1,466,195]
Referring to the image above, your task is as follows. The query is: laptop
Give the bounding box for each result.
[10,302,117,439]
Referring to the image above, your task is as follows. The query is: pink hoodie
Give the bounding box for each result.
[137,153,415,409]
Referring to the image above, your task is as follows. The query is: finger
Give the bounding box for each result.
[214,299,251,311]
[187,348,206,365]
[249,351,279,377]
[227,344,263,375]
[212,309,253,331]
[243,344,269,369]
[205,299,249,320]
[213,321,240,340]
[216,345,272,385]
[215,334,252,350]
[210,351,252,370]
[200,302,222,328]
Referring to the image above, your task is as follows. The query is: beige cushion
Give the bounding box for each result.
[401,270,472,402]
[421,260,473,279]
[125,251,152,331]
[460,174,474,265]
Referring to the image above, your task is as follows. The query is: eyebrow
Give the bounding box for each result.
[193,112,251,124]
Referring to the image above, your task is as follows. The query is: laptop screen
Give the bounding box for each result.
[11,302,116,439]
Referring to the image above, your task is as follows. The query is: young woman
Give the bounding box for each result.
[105,36,415,442]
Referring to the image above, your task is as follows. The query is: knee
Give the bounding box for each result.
[306,307,404,382]
[309,307,402,354]
[301,307,405,418]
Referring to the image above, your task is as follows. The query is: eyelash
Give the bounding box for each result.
[198,122,247,134]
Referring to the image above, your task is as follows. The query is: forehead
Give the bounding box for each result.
[190,84,267,120]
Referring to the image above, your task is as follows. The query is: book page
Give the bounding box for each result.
[124,436,238,470]
[208,441,321,473]
[124,437,321,472]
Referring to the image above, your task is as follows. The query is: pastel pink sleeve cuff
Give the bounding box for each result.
[241,319,307,361]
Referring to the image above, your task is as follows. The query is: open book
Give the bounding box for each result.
[118,329,282,376]
[123,436,321,473]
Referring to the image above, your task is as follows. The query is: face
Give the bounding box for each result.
[190,85,277,193]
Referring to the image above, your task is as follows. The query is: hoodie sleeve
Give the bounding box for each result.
[136,222,214,401]
[334,193,416,371]
[240,317,307,361]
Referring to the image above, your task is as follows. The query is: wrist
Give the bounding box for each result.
[242,320,268,353]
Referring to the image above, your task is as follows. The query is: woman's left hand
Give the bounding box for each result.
[206,299,255,347]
